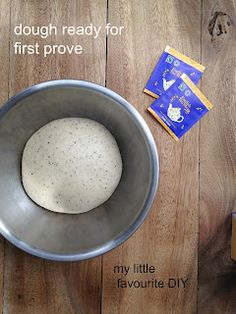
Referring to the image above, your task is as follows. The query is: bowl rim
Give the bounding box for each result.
[0,79,159,261]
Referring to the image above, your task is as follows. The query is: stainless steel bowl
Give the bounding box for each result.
[0,80,159,261]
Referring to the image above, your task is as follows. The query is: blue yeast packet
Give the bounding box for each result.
[144,46,205,98]
[148,74,213,141]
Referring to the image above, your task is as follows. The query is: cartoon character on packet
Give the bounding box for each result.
[163,78,175,91]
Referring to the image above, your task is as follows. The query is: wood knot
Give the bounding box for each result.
[208,11,232,48]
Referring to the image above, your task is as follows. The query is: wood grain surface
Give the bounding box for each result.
[0,0,235,313]
[0,1,10,313]
[103,1,200,314]
[199,1,236,313]
[4,1,106,314]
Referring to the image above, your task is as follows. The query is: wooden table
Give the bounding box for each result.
[0,0,235,313]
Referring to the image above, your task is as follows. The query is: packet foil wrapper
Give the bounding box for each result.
[148,74,213,141]
[144,45,205,98]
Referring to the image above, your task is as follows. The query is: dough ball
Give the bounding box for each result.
[22,118,122,214]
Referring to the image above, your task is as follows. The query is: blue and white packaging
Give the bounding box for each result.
[144,46,205,98]
[148,74,213,141]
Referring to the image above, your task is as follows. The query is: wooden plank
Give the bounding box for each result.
[102,1,201,313]
[0,0,10,311]
[199,1,236,313]
[50,0,106,81]
[0,0,10,104]
[4,245,102,314]
[3,1,106,313]
[9,0,52,93]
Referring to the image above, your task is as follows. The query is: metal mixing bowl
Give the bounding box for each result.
[0,80,159,261]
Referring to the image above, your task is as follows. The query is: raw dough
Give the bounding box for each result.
[22,118,122,214]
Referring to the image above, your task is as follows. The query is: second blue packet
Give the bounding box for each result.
[144,46,205,98]
[148,74,213,141]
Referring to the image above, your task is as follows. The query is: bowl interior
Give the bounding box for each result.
[0,82,158,259]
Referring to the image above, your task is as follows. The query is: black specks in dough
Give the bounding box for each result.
[22,118,122,214]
